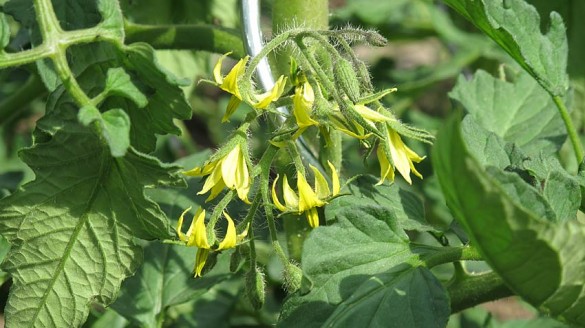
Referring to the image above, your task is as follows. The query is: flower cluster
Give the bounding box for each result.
[176,28,432,278]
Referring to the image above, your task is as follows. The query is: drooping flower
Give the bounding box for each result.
[213,52,288,121]
[184,143,251,203]
[177,207,243,277]
[292,81,319,129]
[272,161,340,228]
[377,128,425,185]
[213,53,249,121]
[250,75,288,109]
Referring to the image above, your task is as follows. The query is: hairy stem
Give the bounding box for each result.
[448,271,514,313]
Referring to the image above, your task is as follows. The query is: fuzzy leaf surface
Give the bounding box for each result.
[0,104,182,327]
[279,181,449,327]
[451,70,566,155]
[444,0,568,96]
[433,117,585,326]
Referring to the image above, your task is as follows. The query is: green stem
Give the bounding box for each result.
[0,75,46,125]
[208,190,236,244]
[124,22,245,58]
[272,0,329,263]
[423,245,482,268]
[448,271,514,313]
[553,95,584,162]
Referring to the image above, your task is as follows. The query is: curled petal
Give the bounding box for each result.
[218,212,237,250]
[283,175,300,210]
[327,161,341,195]
[176,207,192,242]
[376,145,395,185]
[310,165,330,199]
[271,175,288,212]
[251,75,288,109]
[222,96,242,122]
[213,52,231,85]
[194,249,210,277]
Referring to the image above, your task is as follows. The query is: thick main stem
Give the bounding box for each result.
[272,0,329,262]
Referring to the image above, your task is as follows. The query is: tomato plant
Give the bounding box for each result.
[0,0,583,327]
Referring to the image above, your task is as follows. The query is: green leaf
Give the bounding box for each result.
[331,175,436,232]
[0,105,183,327]
[104,68,148,108]
[0,12,9,50]
[111,242,232,327]
[322,265,448,327]
[433,116,585,326]
[110,176,232,327]
[451,70,566,155]
[79,106,131,157]
[279,190,449,327]
[443,0,569,96]
[46,42,191,154]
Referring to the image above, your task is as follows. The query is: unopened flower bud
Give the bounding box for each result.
[334,58,361,103]
[245,266,266,310]
[283,263,302,293]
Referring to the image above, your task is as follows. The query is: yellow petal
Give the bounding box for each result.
[198,162,223,195]
[218,211,237,250]
[376,145,394,185]
[310,165,330,199]
[354,104,391,122]
[221,145,250,203]
[305,207,320,228]
[213,52,231,85]
[221,146,241,190]
[189,207,210,249]
[219,56,249,99]
[271,175,288,212]
[222,96,242,122]
[327,161,341,195]
[176,207,192,242]
[282,175,299,210]
[186,207,204,238]
[388,130,413,184]
[293,83,318,128]
[297,172,325,212]
[194,248,210,277]
[183,162,214,177]
[237,223,250,243]
[251,75,288,109]
[205,179,226,202]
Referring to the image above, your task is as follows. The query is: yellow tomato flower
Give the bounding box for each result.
[214,53,249,122]
[250,75,288,109]
[377,128,425,185]
[184,144,251,203]
[214,53,288,121]
[272,161,340,228]
[177,207,240,277]
[293,81,319,129]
